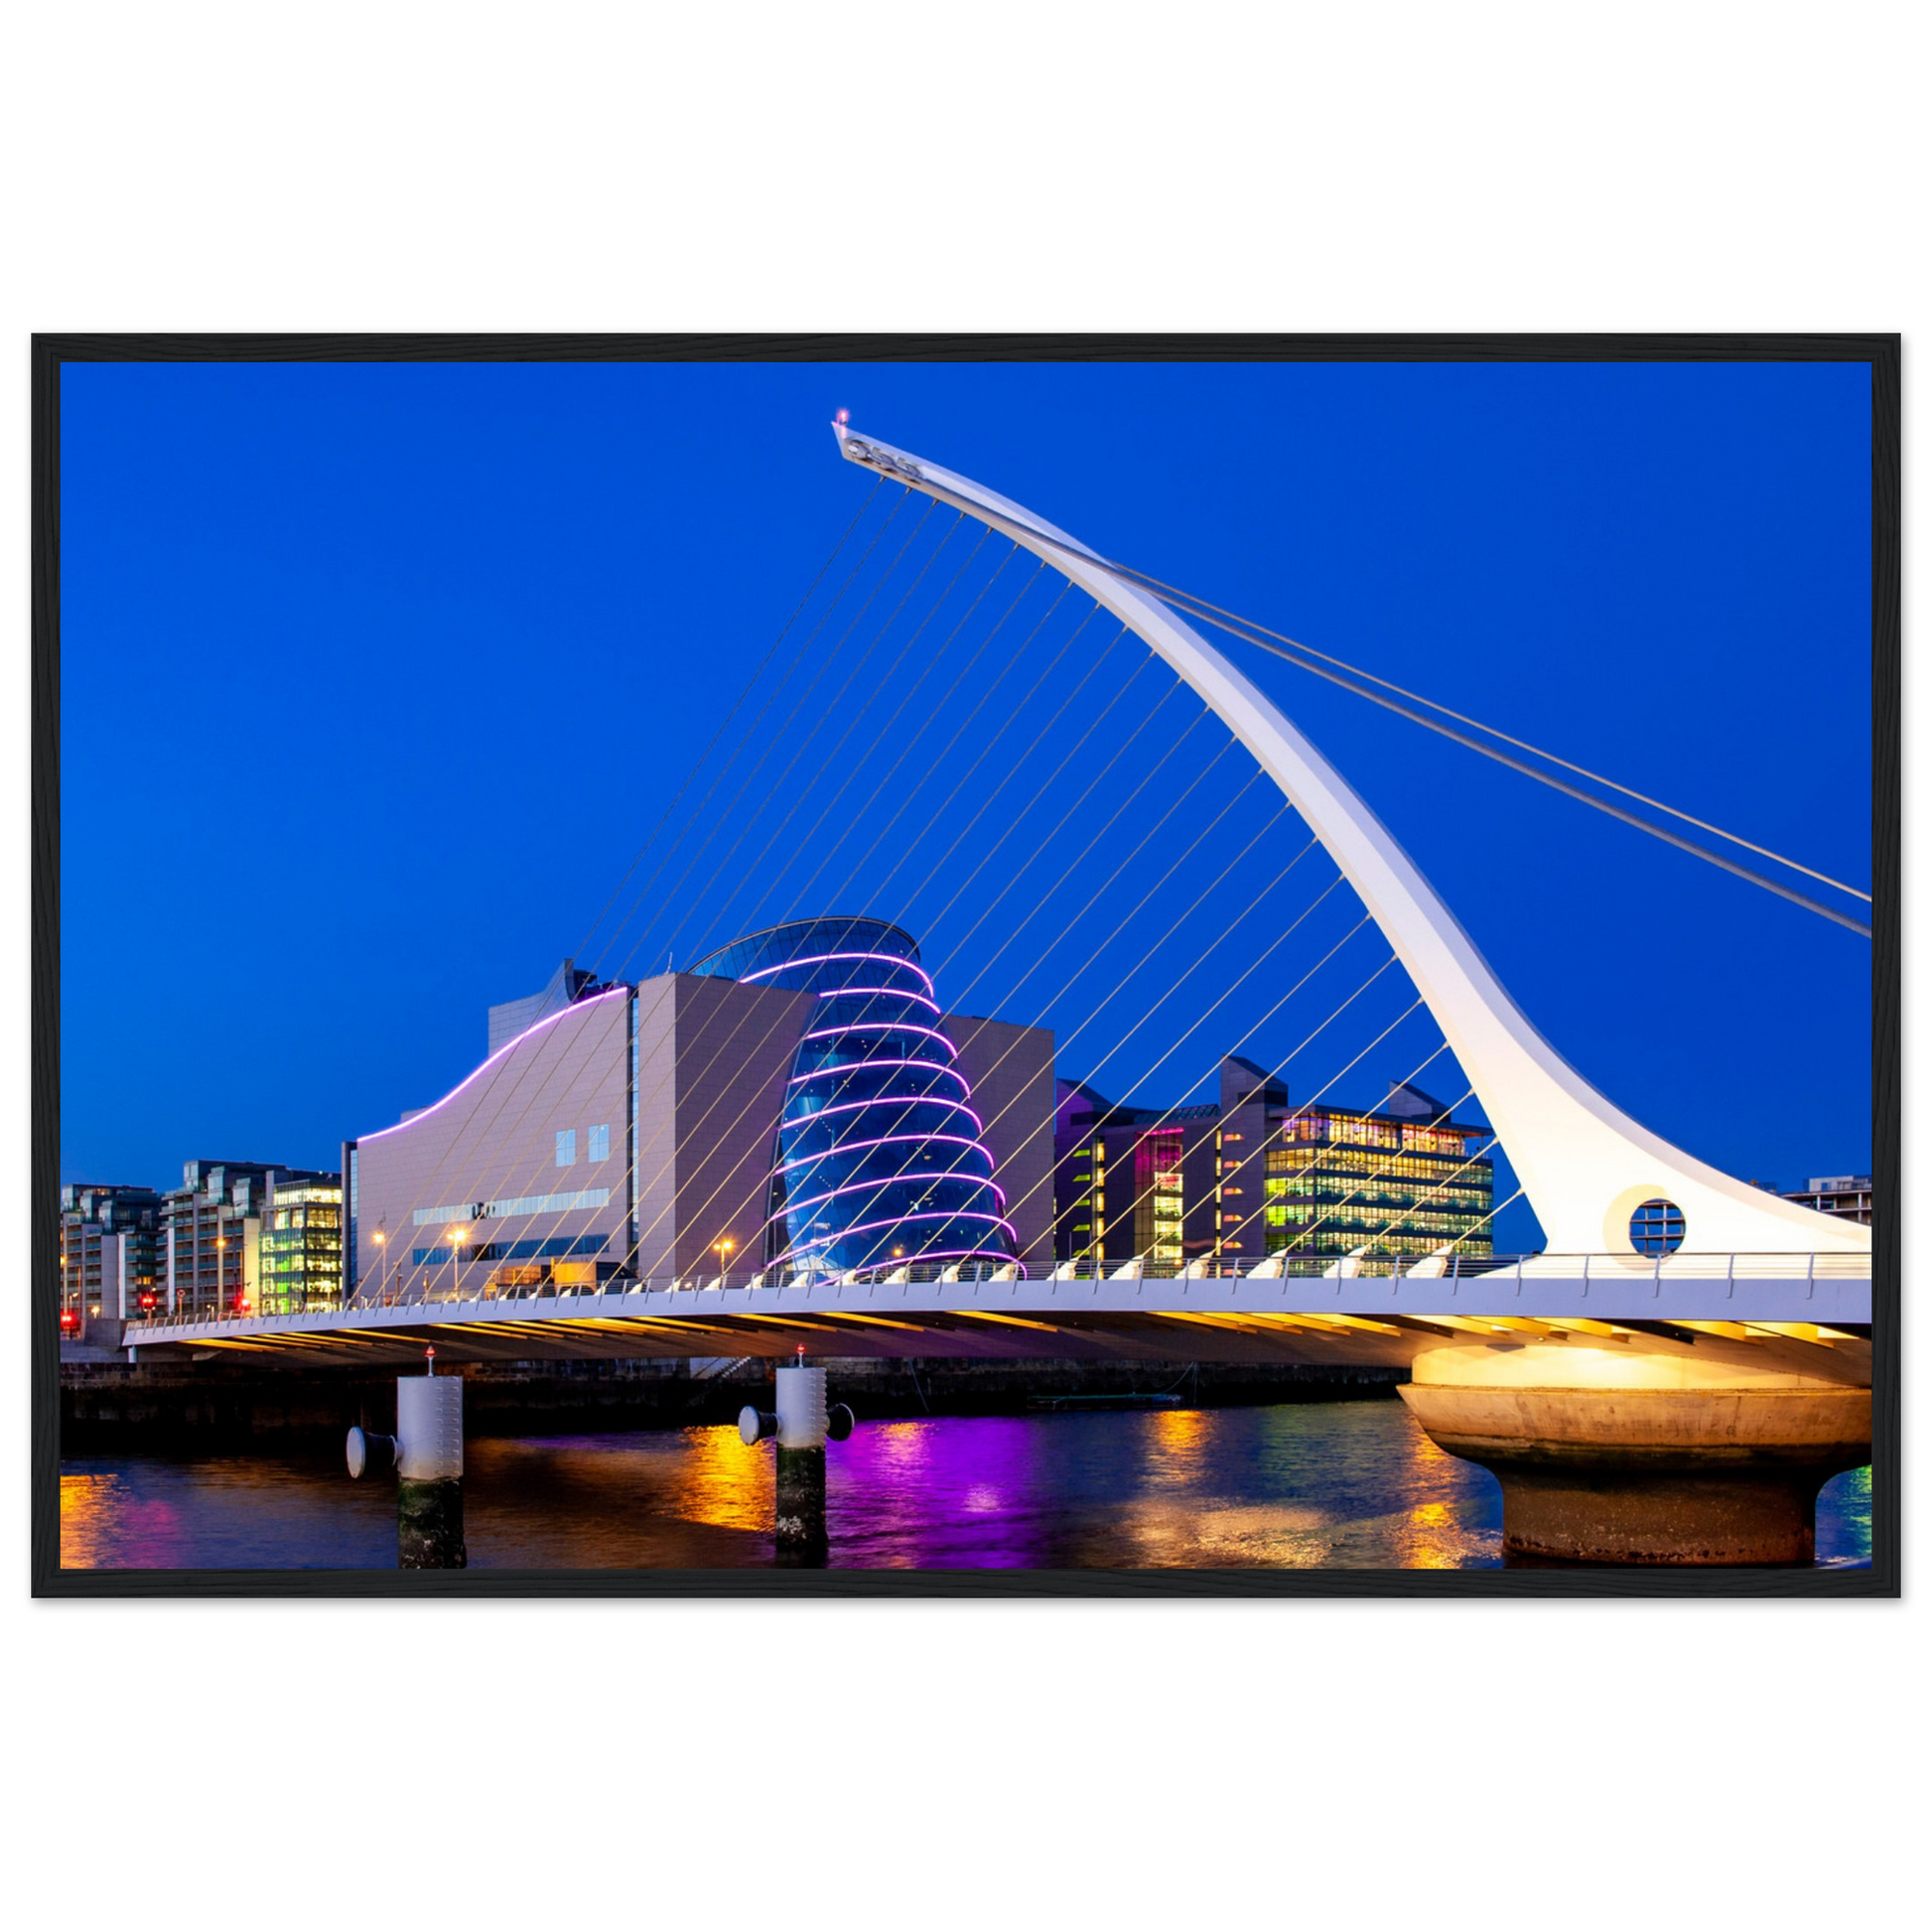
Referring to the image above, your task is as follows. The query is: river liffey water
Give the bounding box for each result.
[61,1400,1872,1572]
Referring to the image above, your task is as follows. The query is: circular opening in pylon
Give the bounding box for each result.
[1628,1198,1685,1255]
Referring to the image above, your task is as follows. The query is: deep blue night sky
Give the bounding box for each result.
[61,359,1871,1250]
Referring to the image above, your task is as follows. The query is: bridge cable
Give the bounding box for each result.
[982,928,1400,1279]
[1351,1126,1507,1260]
[576,475,890,963]
[463,513,996,1279]
[1092,988,1431,1270]
[366,494,945,1274]
[631,677,1228,1276]
[791,729,1302,1249]
[891,477,1871,932]
[1111,564,1871,906]
[1162,601,1873,938]
[677,610,1162,1266]
[1291,1084,1476,1251]
[595,564,1104,1264]
[554,575,1135,1283]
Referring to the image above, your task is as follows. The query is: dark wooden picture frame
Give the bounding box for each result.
[26,332,1900,1614]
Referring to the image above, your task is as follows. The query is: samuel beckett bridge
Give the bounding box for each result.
[117,420,1873,1566]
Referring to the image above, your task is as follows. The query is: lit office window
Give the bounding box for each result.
[556,1129,577,1168]
[589,1124,610,1163]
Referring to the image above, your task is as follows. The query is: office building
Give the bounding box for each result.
[345,917,1057,1296]
[59,1182,162,1332]
[1782,1174,1872,1226]
[159,1160,337,1317]
[1055,1061,1493,1268]
[258,1173,345,1314]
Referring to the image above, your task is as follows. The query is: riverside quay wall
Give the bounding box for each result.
[61,1356,1404,1443]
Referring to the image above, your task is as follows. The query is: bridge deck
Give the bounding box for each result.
[117,1268,1871,1379]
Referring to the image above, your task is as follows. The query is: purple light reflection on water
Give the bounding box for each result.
[60,1408,1875,1573]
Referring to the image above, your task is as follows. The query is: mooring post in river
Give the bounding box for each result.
[346,1346,468,1570]
[740,1349,855,1563]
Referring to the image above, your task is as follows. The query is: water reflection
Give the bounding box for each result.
[59,1405,1875,1574]
[1817,1464,1871,1567]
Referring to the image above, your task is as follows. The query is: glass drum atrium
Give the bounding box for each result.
[693,917,1018,1280]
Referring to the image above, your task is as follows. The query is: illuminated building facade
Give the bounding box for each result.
[159,1160,337,1317]
[258,1174,345,1313]
[1262,1081,1494,1260]
[345,923,1054,1296]
[59,1182,161,1333]
[1055,1063,1493,1268]
[691,919,1019,1278]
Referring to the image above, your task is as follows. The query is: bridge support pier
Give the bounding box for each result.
[1399,1342,1869,1566]
[772,1363,829,1563]
[395,1369,467,1569]
[742,1362,857,1565]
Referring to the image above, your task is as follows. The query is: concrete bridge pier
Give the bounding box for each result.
[347,1362,467,1569]
[1399,1340,1870,1566]
[773,1363,829,1563]
[741,1361,854,1565]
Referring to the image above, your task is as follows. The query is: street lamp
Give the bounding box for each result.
[715,1235,735,1284]
[448,1227,468,1300]
[215,1234,227,1317]
[372,1227,387,1304]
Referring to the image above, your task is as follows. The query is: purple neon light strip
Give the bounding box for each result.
[801,1021,958,1057]
[773,1131,995,1178]
[784,1251,1030,1281]
[741,950,935,994]
[775,1202,1018,1242]
[786,1057,970,1091]
[780,1093,988,1136]
[815,987,942,1015]
[357,987,631,1144]
[776,1171,1009,1221]
[770,1209,1018,1267]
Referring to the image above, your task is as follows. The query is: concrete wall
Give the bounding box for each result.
[948,1011,1057,1275]
[351,987,634,1295]
[670,973,813,1278]
[630,975,682,1282]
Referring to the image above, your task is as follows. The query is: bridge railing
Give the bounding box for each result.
[115,1249,1871,1336]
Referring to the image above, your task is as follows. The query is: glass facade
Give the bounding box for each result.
[1262,1114,1493,1259]
[692,917,1017,1279]
[258,1180,345,1314]
[1055,1069,1492,1269]
[1134,1128,1185,1266]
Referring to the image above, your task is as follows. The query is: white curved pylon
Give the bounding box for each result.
[835,423,1869,1259]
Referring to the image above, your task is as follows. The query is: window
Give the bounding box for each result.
[589,1124,610,1163]
[482,1187,613,1219]
[556,1129,577,1168]
[1629,1198,1685,1256]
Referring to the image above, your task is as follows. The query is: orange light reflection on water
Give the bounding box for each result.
[663,1424,769,1533]
[61,1470,125,1569]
